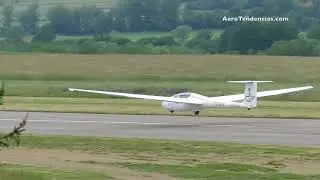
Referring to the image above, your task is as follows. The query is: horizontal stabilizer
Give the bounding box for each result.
[227,80,273,83]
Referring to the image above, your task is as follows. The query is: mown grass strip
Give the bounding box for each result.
[1,96,320,118]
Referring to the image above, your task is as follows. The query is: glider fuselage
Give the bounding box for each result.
[160,93,247,112]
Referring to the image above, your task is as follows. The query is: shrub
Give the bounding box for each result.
[0,82,4,105]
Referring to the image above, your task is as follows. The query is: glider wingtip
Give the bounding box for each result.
[300,86,314,90]
[63,88,74,92]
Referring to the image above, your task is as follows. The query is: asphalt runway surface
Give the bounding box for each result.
[0,111,319,147]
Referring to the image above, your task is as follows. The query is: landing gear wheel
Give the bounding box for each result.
[247,108,251,110]
[170,110,174,113]
[194,111,199,115]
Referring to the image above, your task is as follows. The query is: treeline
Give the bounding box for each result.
[6,0,320,34]
[1,23,320,56]
[0,0,320,56]
[3,0,320,35]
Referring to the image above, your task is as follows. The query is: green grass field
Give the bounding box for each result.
[0,134,319,179]
[1,54,318,82]
[1,96,320,118]
[0,165,112,180]
[0,53,319,117]
[54,29,223,41]
[0,53,318,99]
[10,31,177,43]
[55,31,173,41]
[119,163,319,180]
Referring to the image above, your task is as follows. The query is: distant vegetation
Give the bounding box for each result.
[0,0,319,56]
[14,0,118,17]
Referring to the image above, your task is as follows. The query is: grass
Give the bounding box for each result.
[17,134,320,156]
[1,53,318,81]
[16,135,320,177]
[0,164,112,180]
[20,28,223,42]
[55,29,223,41]
[1,96,320,118]
[119,163,320,180]
[0,53,319,101]
[0,134,319,179]
[2,79,317,101]
[15,28,223,42]
[0,53,319,117]
[55,31,173,41]
[0,168,45,180]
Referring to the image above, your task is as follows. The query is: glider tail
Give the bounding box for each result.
[227,80,273,108]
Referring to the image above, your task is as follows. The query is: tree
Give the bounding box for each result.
[156,0,181,30]
[0,82,27,150]
[115,0,157,31]
[76,39,101,54]
[47,5,74,35]
[72,6,102,34]
[218,23,299,54]
[307,25,320,39]
[19,2,39,34]
[6,25,23,43]
[92,12,113,35]
[1,5,14,36]
[0,82,4,105]
[0,113,27,149]
[187,29,213,47]
[32,23,56,42]
[0,0,20,5]
[312,44,320,56]
[115,0,148,31]
[171,25,192,46]
[266,39,319,56]
[113,0,181,31]
[186,29,218,53]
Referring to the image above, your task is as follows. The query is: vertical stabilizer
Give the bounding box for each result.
[243,82,257,108]
[227,81,273,108]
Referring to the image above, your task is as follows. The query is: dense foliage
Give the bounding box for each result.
[0,0,320,56]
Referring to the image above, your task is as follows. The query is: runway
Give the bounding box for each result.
[0,111,319,147]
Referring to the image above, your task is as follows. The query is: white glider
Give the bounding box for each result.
[67,81,313,115]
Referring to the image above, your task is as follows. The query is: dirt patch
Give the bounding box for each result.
[0,148,180,180]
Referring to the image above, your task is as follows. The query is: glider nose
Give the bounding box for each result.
[161,101,169,109]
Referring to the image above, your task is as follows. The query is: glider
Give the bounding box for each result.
[66,81,313,115]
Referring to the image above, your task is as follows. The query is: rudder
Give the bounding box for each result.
[227,80,273,108]
[243,82,257,108]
